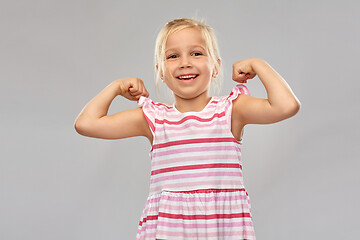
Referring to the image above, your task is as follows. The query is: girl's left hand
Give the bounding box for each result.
[232,59,257,83]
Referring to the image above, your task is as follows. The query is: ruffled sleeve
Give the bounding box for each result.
[227,84,251,102]
[138,96,156,136]
[225,84,251,141]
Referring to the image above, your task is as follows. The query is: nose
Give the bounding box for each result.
[179,55,192,68]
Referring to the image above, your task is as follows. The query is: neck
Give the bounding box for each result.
[173,91,212,113]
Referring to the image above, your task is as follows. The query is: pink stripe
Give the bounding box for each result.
[137,229,255,240]
[159,211,251,220]
[155,112,225,125]
[141,201,250,217]
[151,163,241,176]
[146,189,248,203]
[227,90,235,100]
[151,101,172,109]
[146,192,249,206]
[136,233,154,239]
[158,100,218,112]
[144,114,155,133]
[155,229,255,238]
[140,204,251,220]
[166,188,247,194]
[158,221,253,228]
[152,154,240,168]
[159,104,217,117]
[237,84,251,96]
[138,210,253,229]
[137,218,254,236]
[137,232,156,239]
[152,146,241,158]
[155,128,228,141]
[140,220,253,232]
[137,215,158,230]
[150,180,244,193]
[155,120,228,132]
[153,137,239,150]
[141,198,250,215]
[139,202,251,222]
[147,205,250,217]
[149,98,219,109]
[150,171,242,184]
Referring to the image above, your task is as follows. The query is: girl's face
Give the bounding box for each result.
[162,27,216,100]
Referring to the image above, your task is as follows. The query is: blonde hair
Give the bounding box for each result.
[154,18,223,98]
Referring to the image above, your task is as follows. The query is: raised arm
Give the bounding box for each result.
[232,58,301,125]
[74,78,153,142]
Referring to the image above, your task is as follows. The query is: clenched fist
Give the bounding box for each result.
[232,59,257,83]
[116,78,149,101]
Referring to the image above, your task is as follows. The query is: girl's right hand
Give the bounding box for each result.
[116,78,149,101]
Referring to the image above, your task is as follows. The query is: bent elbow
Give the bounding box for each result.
[283,101,301,118]
[74,119,90,136]
[291,100,301,114]
[74,121,83,135]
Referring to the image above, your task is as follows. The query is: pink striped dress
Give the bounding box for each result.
[136,84,256,240]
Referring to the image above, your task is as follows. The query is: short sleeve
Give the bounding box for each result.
[225,84,251,141]
[138,96,156,135]
[227,84,251,102]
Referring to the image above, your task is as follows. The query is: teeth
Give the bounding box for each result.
[178,75,197,79]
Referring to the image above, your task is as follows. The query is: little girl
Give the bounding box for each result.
[75,18,300,240]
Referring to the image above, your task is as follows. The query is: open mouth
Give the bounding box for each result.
[177,74,199,81]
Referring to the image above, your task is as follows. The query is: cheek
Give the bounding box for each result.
[203,63,214,76]
[164,62,176,73]
[201,59,214,71]
[164,68,174,79]
[163,69,176,84]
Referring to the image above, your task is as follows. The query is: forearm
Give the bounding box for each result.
[251,58,301,111]
[75,80,120,125]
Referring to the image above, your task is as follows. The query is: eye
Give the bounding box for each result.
[166,54,178,59]
[192,52,203,56]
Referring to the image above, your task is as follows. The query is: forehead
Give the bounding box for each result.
[165,27,206,50]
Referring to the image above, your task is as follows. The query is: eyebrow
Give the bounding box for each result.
[165,45,206,53]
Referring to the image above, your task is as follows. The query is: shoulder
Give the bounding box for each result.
[228,84,253,124]
[137,96,175,129]
[214,84,251,108]
[138,96,173,111]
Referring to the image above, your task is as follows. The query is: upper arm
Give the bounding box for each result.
[232,94,300,125]
[75,107,153,141]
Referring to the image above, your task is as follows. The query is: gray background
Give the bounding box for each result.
[1,0,359,239]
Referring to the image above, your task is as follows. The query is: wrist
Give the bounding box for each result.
[250,58,267,72]
[112,79,126,96]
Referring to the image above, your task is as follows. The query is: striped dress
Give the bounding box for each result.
[136,84,256,240]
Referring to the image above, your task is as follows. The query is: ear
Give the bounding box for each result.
[156,64,164,81]
[212,58,222,78]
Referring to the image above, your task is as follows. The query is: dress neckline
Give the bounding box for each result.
[172,97,214,114]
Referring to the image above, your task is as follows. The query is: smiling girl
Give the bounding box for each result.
[75,18,300,240]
